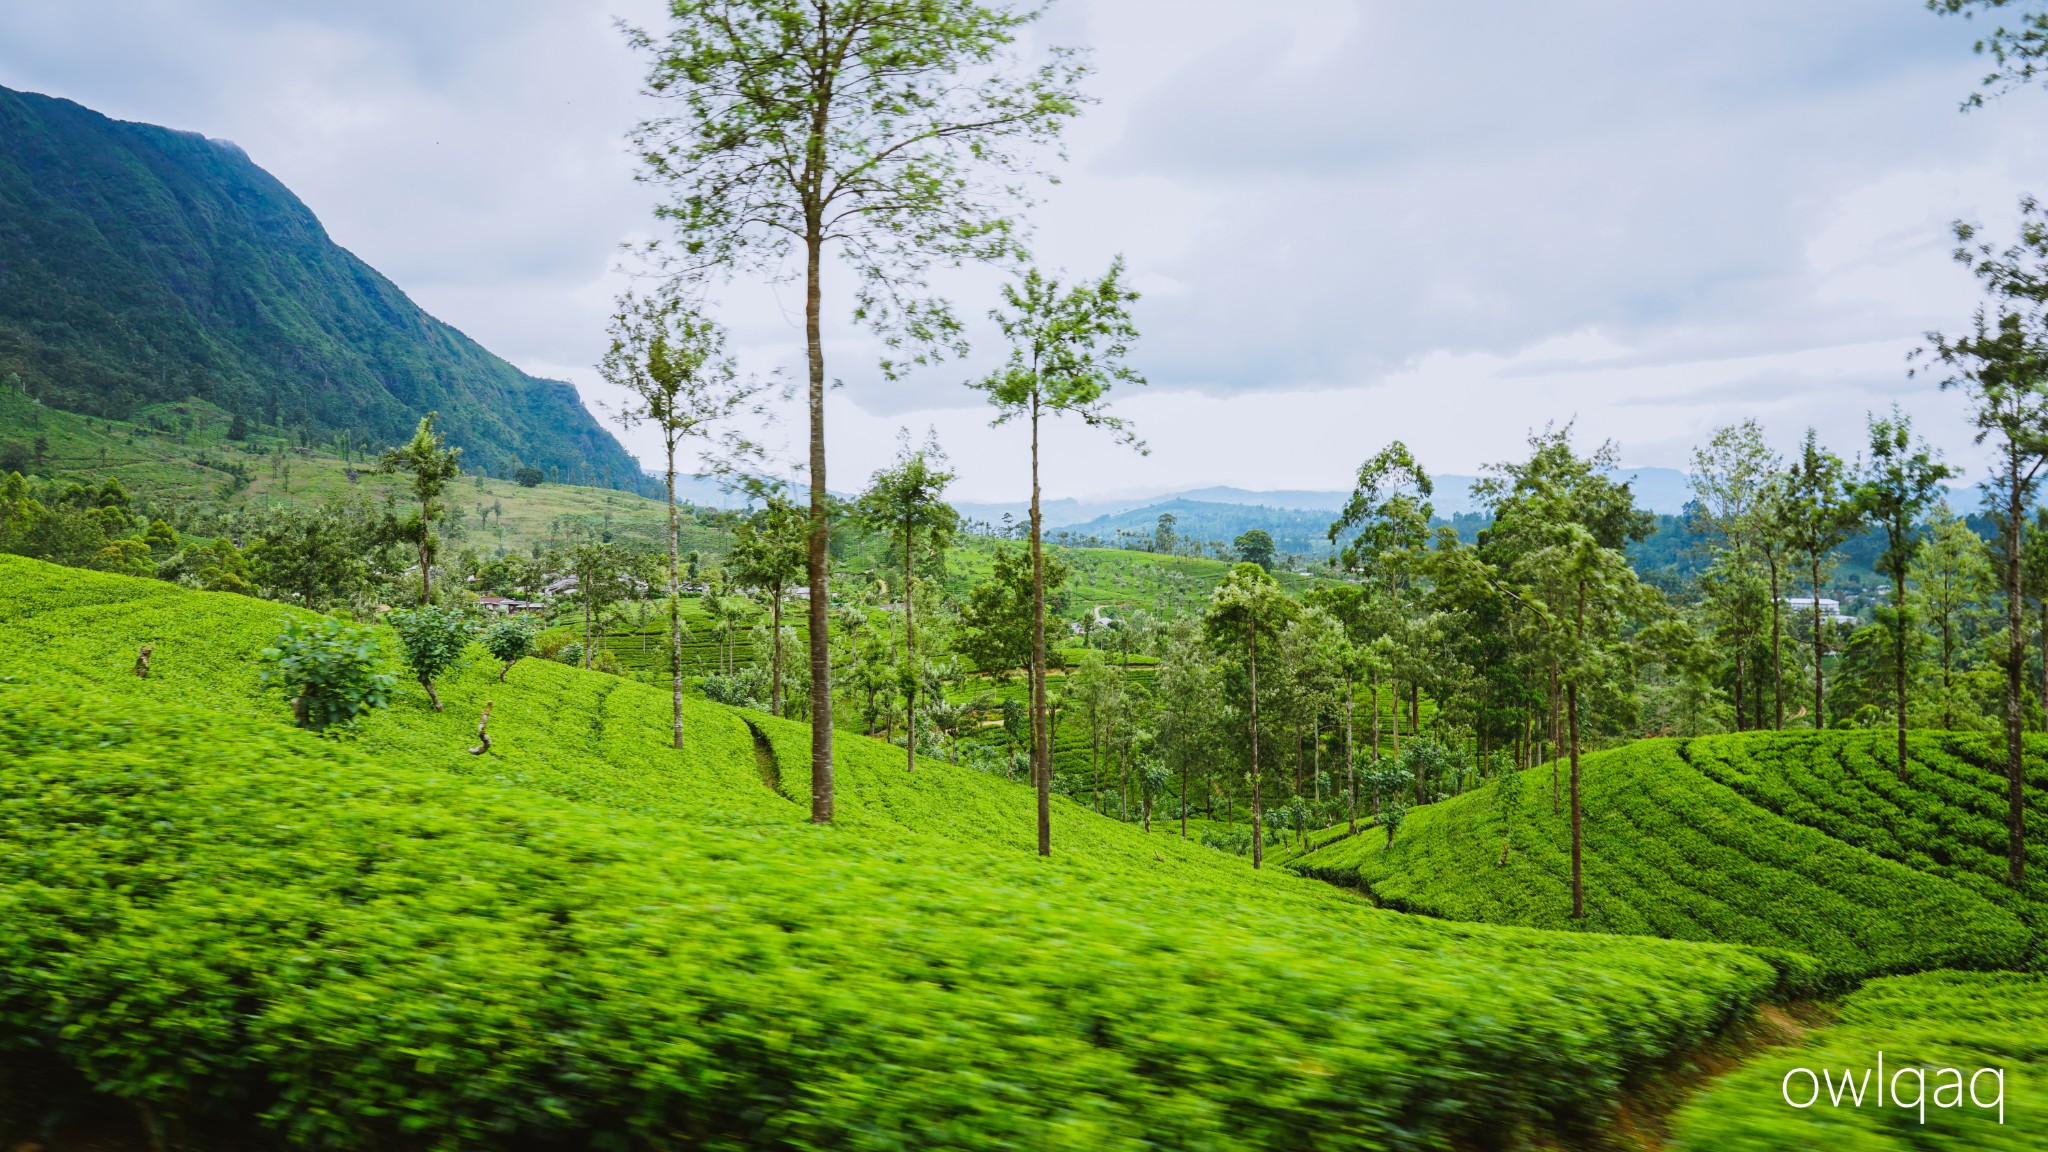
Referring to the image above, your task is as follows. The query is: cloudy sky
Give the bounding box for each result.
[3,0,2042,501]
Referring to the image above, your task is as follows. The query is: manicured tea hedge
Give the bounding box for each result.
[0,557,1786,1149]
[1670,971,2048,1151]
[1290,738,2030,983]
[1685,731,2048,916]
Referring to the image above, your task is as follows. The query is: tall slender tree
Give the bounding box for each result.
[604,292,762,747]
[1920,201,2048,886]
[851,433,959,771]
[728,493,810,717]
[1784,429,1863,730]
[629,1,1087,824]
[1855,406,1954,777]
[378,414,461,604]
[1205,562,1295,870]
[970,260,1144,855]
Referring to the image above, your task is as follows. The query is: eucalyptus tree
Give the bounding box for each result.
[1479,428,1658,919]
[970,260,1144,856]
[851,435,959,770]
[1931,1,2048,106]
[1305,583,1371,833]
[1856,407,1954,775]
[1152,616,1227,837]
[1919,201,2048,886]
[1914,503,1996,730]
[1689,420,1781,728]
[1204,562,1296,869]
[603,292,763,746]
[630,0,1088,823]
[1784,430,1864,730]
[1329,441,1434,749]
[727,492,809,717]
[378,414,461,604]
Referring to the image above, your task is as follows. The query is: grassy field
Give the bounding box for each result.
[0,555,1794,1150]
[0,390,724,557]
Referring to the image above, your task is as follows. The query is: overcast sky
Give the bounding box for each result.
[3,1,2043,501]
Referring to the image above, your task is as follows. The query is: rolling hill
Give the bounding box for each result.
[1289,734,2044,982]
[0,555,1792,1149]
[0,84,650,492]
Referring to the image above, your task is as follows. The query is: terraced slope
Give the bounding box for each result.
[1685,731,2048,913]
[1289,738,2035,981]
[0,557,1788,1150]
[1671,971,2048,1151]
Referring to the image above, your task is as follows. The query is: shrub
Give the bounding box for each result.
[386,605,475,712]
[480,616,539,681]
[1290,736,2031,983]
[513,466,544,487]
[257,617,395,732]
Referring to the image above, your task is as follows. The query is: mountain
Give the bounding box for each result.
[0,85,652,493]
[963,467,1698,557]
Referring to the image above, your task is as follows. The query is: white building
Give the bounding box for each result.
[1782,596,1858,626]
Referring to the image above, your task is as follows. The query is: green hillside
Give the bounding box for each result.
[0,555,1793,1149]
[1289,735,2043,982]
[1669,970,2047,1150]
[0,84,649,491]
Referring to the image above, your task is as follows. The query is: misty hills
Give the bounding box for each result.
[954,468,1696,556]
[0,84,650,492]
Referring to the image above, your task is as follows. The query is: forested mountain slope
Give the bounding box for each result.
[0,85,648,490]
[0,556,1791,1150]
[1293,734,2046,982]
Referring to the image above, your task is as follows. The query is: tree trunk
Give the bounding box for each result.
[2006,470,2028,888]
[1391,678,1401,755]
[805,222,833,823]
[422,676,442,713]
[584,594,593,670]
[1895,565,1910,780]
[1370,677,1380,761]
[1181,750,1190,838]
[1248,617,1263,870]
[2038,600,2046,735]
[904,526,917,773]
[1346,679,1357,835]
[1769,550,1784,729]
[1549,666,1561,815]
[667,435,684,749]
[770,590,784,718]
[1813,559,1826,731]
[1569,580,1586,920]
[1030,390,1052,856]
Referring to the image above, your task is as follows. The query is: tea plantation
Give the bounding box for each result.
[1291,737,2040,982]
[0,556,1787,1150]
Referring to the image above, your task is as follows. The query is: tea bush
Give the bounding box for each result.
[1289,738,2030,983]
[0,556,1788,1149]
[1669,971,2048,1151]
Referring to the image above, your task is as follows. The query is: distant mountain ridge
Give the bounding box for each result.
[954,467,1697,549]
[0,85,651,492]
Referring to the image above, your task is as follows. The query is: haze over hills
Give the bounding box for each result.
[951,468,1698,553]
[0,85,652,493]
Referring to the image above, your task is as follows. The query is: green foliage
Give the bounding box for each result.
[1293,733,2033,984]
[957,543,1070,675]
[386,605,476,709]
[0,555,1789,1150]
[1671,971,2048,1150]
[480,615,540,680]
[257,616,395,732]
[1232,527,1275,569]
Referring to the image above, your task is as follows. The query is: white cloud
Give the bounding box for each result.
[0,0,2038,499]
